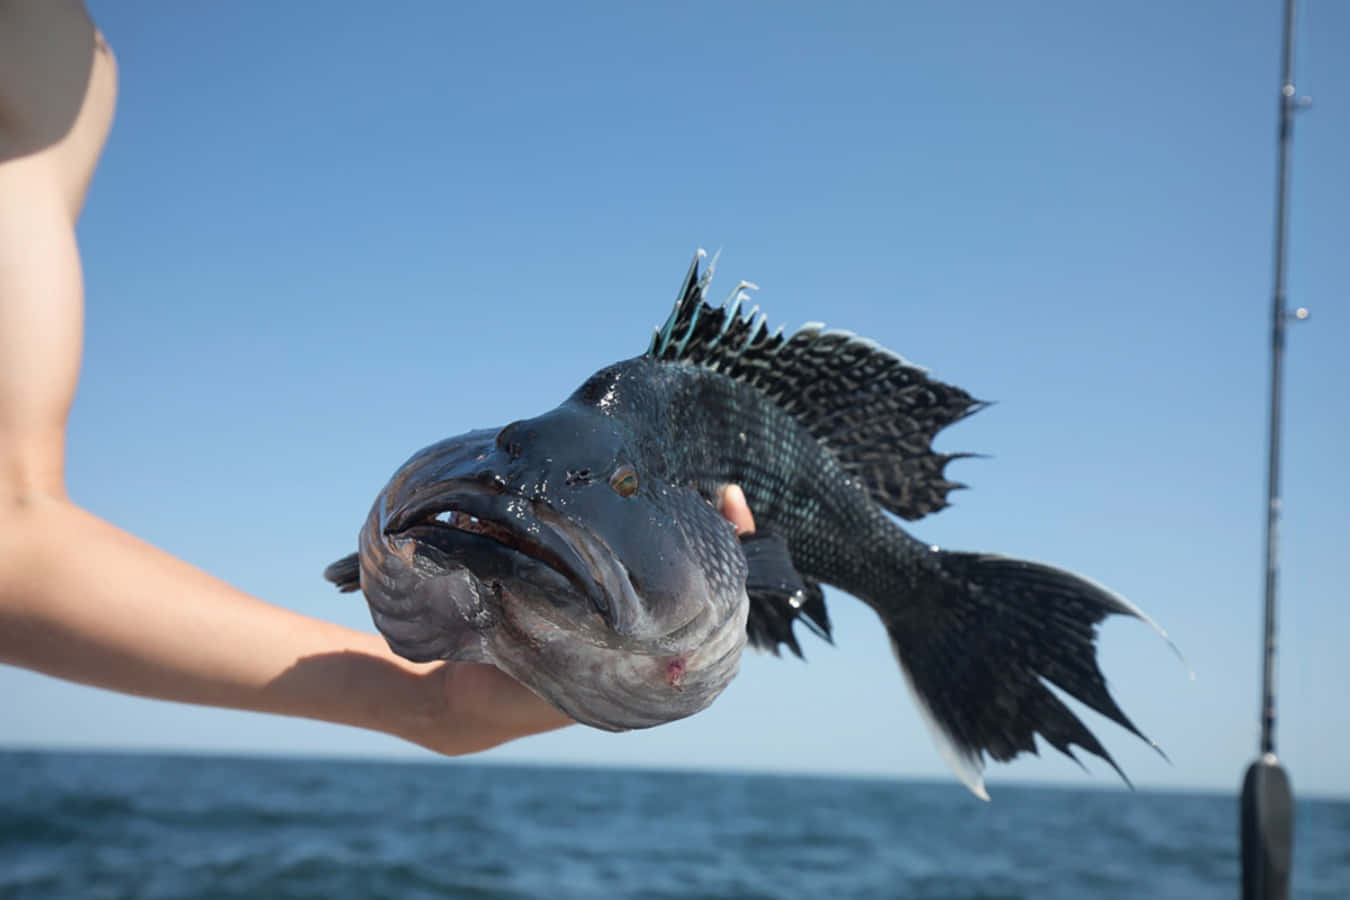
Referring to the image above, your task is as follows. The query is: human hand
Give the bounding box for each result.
[717,483,756,536]
[0,11,772,762]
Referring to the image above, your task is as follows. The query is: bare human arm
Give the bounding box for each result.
[0,2,754,757]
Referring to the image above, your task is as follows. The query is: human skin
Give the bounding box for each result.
[0,1,755,756]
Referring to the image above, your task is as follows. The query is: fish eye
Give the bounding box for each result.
[609,464,639,497]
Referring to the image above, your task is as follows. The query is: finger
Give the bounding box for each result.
[717,483,756,535]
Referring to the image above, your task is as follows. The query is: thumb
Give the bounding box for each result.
[716,484,756,536]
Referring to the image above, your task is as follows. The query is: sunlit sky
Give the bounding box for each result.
[5,1,1347,798]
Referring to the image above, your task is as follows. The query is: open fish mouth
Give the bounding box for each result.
[364,474,747,729]
[383,482,644,635]
[429,510,562,564]
[403,504,585,598]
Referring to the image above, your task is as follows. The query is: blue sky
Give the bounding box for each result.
[4,1,1347,797]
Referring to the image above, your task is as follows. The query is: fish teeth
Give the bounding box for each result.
[433,510,482,529]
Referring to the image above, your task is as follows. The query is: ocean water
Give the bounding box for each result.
[1,751,1346,899]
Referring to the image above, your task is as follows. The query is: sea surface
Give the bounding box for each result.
[1,750,1346,899]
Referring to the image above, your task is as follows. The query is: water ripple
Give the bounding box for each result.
[1,752,1347,899]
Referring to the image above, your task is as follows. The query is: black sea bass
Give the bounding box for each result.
[326,252,1171,798]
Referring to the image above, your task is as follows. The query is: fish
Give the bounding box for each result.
[325,251,1174,798]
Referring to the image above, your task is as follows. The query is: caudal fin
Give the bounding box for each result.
[885,551,1177,799]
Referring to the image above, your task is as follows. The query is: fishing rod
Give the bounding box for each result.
[1240,0,1309,897]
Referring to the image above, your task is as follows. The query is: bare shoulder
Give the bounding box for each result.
[0,0,116,202]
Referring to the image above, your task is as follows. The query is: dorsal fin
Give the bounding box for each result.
[646,251,985,520]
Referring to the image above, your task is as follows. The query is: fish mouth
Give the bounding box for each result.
[383,481,639,632]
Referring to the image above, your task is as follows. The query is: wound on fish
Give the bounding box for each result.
[665,656,686,690]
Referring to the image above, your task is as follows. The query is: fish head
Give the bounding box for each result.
[355,404,748,731]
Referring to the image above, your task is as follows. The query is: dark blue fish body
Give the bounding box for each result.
[327,254,1168,796]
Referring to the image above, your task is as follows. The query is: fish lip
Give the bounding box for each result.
[383,479,637,630]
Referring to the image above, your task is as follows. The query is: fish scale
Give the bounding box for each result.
[328,252,1175,799]
[615,254,1168,797]
[638,364,907,598]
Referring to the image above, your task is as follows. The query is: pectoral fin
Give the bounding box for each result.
[740,531,832,658]
[324,552,361,593]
